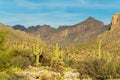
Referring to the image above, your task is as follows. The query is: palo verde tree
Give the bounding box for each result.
[33,35,43,67]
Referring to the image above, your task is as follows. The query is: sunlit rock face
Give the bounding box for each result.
[112,13,120,27]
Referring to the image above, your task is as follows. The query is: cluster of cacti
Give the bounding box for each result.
[32,35,43,67]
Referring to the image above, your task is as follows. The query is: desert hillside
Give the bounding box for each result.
[0,13,120,80]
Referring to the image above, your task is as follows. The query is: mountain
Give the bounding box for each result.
[26,25,56,40]
[13,24,27,31]
[28,17,109,46]
[47,17,108,46]
[63,13,120,63]
[12,16,109,46]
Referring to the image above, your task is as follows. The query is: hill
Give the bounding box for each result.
[64,14,120,62]
[60,14,120,80]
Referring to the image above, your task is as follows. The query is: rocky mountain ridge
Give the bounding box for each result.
[12,16,110,46]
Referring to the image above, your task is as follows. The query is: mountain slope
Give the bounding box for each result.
[0,23,37,51]
[26,25,56,40]
[12,17,109,46]
[48,17,107,46]
[65,14,120,62]
[26,17,108,46]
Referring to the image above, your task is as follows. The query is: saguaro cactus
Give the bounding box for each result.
[50,43,64,72]
[98,40,102,59]
[33,35,42,67]
[54,43,60,59]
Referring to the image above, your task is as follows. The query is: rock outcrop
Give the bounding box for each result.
[14,66,80,80]
[112,13,120,27]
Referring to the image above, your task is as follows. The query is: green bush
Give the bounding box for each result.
[64,58,77,68]
[9,50,34,69]
[0,49,34,71]
[77,41,120,80]
[0,70,28,80]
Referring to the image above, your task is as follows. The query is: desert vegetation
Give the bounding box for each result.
[0,23,120,80]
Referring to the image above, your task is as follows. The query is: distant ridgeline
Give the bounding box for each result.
[12,17,110,46]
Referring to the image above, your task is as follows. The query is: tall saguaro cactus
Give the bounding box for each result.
[54,43,60,59]
[33,35,42,67]
[98,40,102,59]
[50,43,64,72]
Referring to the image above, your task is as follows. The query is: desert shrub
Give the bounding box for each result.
[76,54,120,80]
[50,58,65,72]
[9,50,34,69]
[0,69,28,80]
[39,73,52,80]
[0,69,17,80]
[85,58,110,80]
[64,57,78,69]
[76,41,120,80]
[76,61,87,79]
[0,31,6,44]
[0,51,11,71]
[0,71,16,80]
[116,62,120,78]
[0,49,34,71]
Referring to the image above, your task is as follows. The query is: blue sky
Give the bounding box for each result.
[0,0,120,28]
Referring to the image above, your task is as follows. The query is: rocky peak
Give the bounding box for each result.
[112,13,120,27]
[13,24,26,31]
[77,16,104,27]
[85,16,96,22]
[88,16,94,20]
